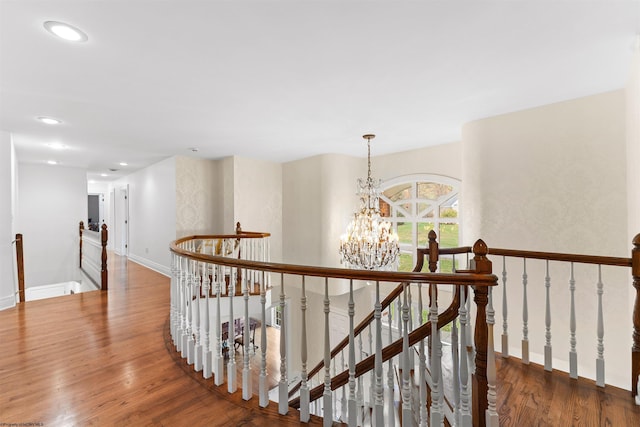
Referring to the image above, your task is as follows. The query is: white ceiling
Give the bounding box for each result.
[1,1,639,182]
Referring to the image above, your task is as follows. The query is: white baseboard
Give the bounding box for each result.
[0,293,16,311]
[128,253,171,277]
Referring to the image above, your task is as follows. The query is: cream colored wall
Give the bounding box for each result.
[462,90,629,388]
[232,156,283,263]
[175,156,219,237]
[373,141,462,181]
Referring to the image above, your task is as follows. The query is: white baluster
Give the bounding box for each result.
[214,264,224,386]
[401,284,412,426]
[333,356,338,421]
[323,278,333,426]
[417,283,427,427]
[357,332,364,427]
[340,349,347,422]
[451,298,460,427]
[486,287,499,426]
[259,270,269,407]
[367,324,374,413]
[544,260,553,371]
[170,253,177,343]
[569,262,578,379]
[459,286,472,426]
[300,276,310,422]
[596,265,605,387]
[179,256,188,355]
[242,266,252,401]
[374,281,384,427]
[522,258,529,365]
[185,259,194,362]
[202,262,212,379]
[466,290,475,373]
[429,284,443,426]
[227,264,237,393]
[501,256,509,358]
[194,260,203,372]
[348,279,357,426]
[387,307,395,427]
[408,286,415,369]
[278,273,288,415]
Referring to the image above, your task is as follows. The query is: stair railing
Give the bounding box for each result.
[431,232,640,405]
[170,227,498,427]
[78,220,108,290]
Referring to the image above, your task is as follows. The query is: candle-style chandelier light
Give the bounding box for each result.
[339,134,399,270]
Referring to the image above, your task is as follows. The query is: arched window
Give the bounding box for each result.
[380,174,461,272]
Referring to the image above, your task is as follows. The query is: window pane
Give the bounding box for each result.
[417,182,453,200]
[417,202,432,217]
[417,222,434,246]
[439,223,459,247]
[384,183,412,202]
[439,257,460,273]
[397,222,412,245]
[398,252,413,272]
[439,195,459,218]
[399,202,413,216]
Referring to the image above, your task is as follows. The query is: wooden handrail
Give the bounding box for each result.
[437,244,631,268]
[170,242,497,286]
[15,233,25,303]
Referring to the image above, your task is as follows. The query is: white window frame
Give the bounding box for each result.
[380,174,461,271]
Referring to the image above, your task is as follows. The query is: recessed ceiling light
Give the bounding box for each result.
[119,162,128,166]
[47,142,67,150]
[88,180,96,184]
[37,116,62,125]
[43,21,88,42]
[100,173,108,177]
[47,160,58,165]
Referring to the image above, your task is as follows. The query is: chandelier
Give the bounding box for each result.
[339,134,400,270]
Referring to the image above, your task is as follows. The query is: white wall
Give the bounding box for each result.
[0,131,16,309]
[462,90,629,388]
[16,163,87,288]
[627,49,640,250]
[112,157,176,275]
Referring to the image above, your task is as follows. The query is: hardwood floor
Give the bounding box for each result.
[0,254,322,426]
[1,253,639,426]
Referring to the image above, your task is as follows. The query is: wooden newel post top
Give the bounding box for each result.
[79,221,84,233]
[428,229,438,273]
[101,223,108,242]
[236,222,242,234]
[471,239,492,274]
